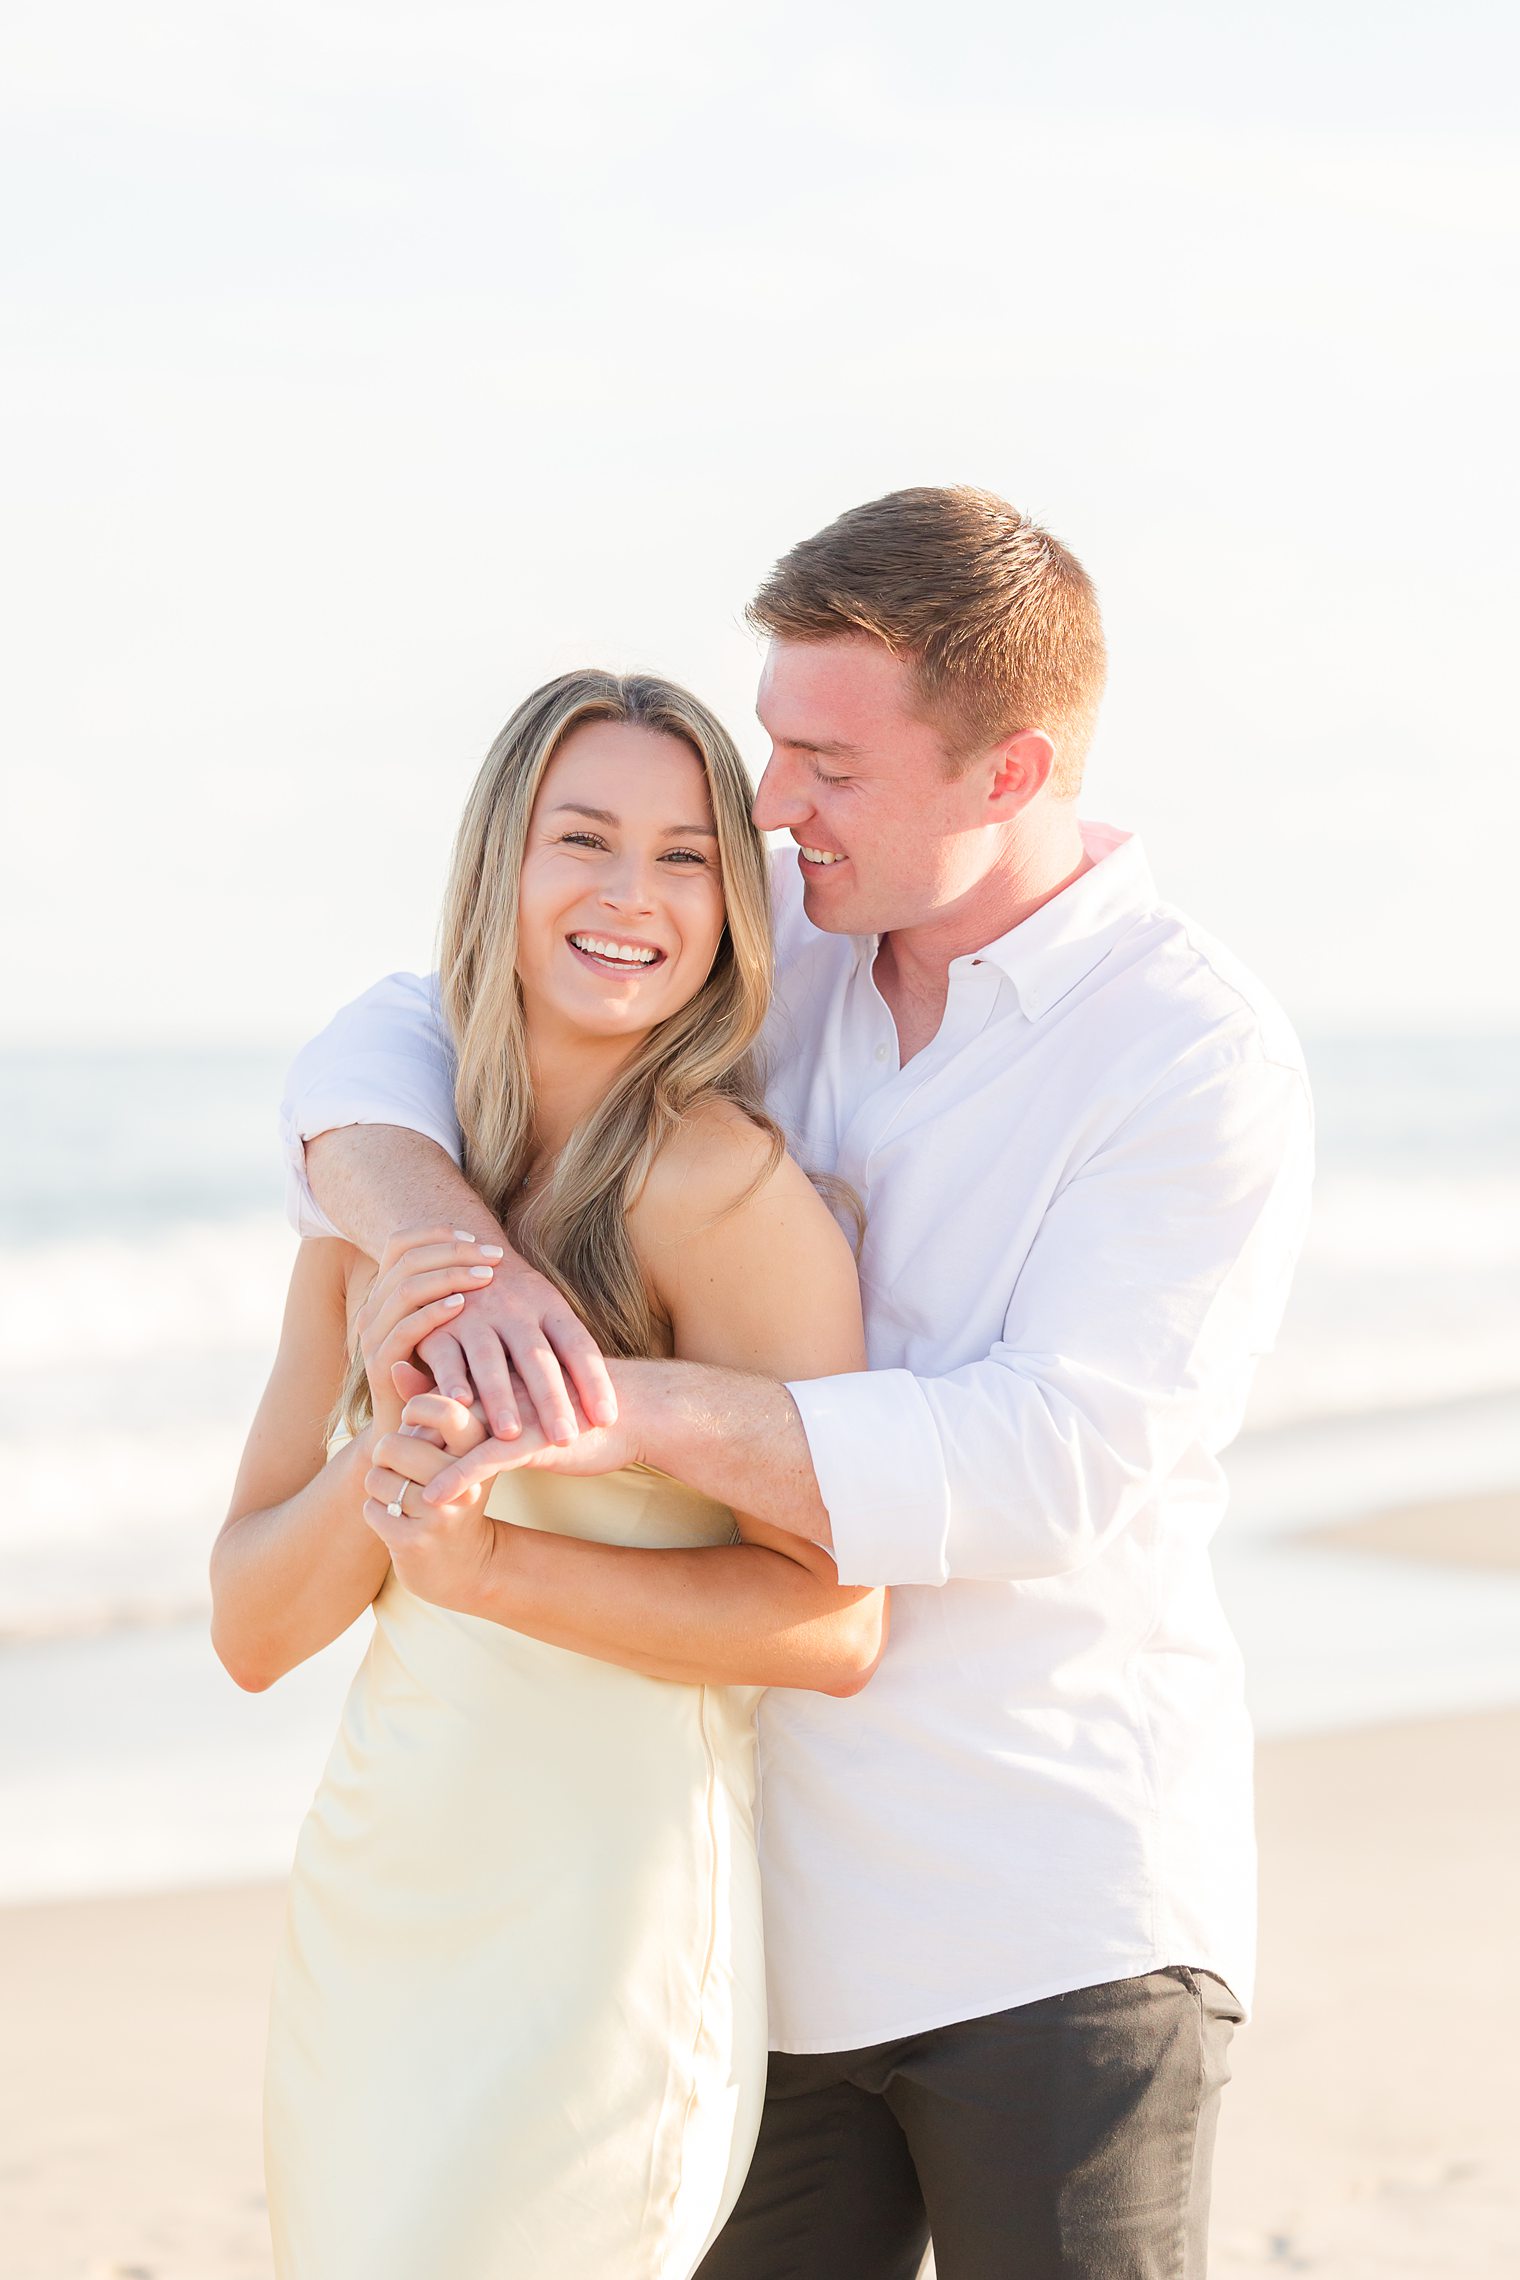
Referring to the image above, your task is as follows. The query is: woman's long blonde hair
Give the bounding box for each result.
[340,669,780,1432]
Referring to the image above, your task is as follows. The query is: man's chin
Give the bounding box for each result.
[799,874,862,932]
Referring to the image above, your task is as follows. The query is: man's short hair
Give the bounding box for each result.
[747,486,1107,797]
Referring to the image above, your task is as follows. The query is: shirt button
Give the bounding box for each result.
[874,1043,889,1062]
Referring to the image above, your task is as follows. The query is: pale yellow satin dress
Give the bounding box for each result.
[264,1467,767,2280]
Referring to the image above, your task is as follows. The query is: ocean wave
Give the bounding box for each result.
[1301,1172,1520,1269]
[0,1213,295,1371]
[0,1417,254,1643]
[1246,1341,1520,1433]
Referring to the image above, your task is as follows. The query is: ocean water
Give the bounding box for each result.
[2,1033,1518,1901]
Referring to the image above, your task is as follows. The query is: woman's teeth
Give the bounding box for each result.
[800,847,843,865]
[569,934,662,967]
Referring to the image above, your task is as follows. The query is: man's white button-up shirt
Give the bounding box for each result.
[282,822,1314,2053]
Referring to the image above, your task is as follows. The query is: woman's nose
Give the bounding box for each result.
[598,857,657,914]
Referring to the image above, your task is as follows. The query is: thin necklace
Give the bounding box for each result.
[520,1152,554,1197]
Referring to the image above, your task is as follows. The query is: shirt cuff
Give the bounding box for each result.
[784,1368,952,1587]
[279,1098,343,1239]
[277,1080,464,1241]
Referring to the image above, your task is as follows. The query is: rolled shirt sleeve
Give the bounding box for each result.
[788,1036,1315,1587]
[279,972,460,1236]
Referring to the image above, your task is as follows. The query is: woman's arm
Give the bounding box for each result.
[361,1112,888,1694]
[210,1230,497,1690]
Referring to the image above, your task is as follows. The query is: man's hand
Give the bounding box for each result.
[414,1253,619,1448]
[300,1124,616,1447]
[424,1369,640,1506]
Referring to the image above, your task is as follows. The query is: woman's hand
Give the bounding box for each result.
[421,1366,639,1508]
[355,1226,502,1434]
[362,1391,504,1613]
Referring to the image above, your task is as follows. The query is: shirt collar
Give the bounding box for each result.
[969,822,1157,1019]
[849,821,1158,1020]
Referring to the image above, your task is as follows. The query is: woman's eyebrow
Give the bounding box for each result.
[549,800,717,838]
[549,801,619,825]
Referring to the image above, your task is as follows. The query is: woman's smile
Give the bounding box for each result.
[565,931,669,975]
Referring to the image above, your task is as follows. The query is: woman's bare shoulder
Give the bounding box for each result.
[633,1097,818,1239]
[630,1099,864,1376]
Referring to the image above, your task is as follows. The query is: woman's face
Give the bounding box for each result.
[516,719,729,1050]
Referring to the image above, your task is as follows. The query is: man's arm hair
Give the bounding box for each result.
[304,1125,498,1262]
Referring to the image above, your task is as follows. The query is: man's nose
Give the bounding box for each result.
[751,755,811,834]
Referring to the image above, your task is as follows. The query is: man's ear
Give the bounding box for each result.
[987,729,1056,815]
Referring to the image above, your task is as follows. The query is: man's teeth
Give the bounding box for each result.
[800,847,843,865]
[570,935,661,964]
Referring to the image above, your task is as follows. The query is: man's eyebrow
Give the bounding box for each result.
[549,800,717,837]
[754,713,858,759]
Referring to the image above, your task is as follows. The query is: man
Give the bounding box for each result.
[282,486,1313,2277]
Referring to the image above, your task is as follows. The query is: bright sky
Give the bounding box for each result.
[4,0,1517,1044]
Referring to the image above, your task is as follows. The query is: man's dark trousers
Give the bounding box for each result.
[696,1968,1244,2280]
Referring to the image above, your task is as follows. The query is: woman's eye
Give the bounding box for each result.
[662,848,709,865]
[561,831,607,850]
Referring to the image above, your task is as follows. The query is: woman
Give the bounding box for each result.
[211,671,882,2280]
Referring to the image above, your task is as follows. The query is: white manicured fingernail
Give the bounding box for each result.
[467,1266,493,1280]
[452,1229,476,1242]
[450,1386,471,1402]
[443,1293,464,1308]
[479,1245,505,1260]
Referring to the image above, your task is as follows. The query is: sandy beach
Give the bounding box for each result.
[1313,1485,1520,1572]
[3,1502,1517,2279]
[0,1879,283,2280]
[1212,1705,1519,2277]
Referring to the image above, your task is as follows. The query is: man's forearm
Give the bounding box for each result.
[305,1126,503,1259]
[617,1360,834,1553]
